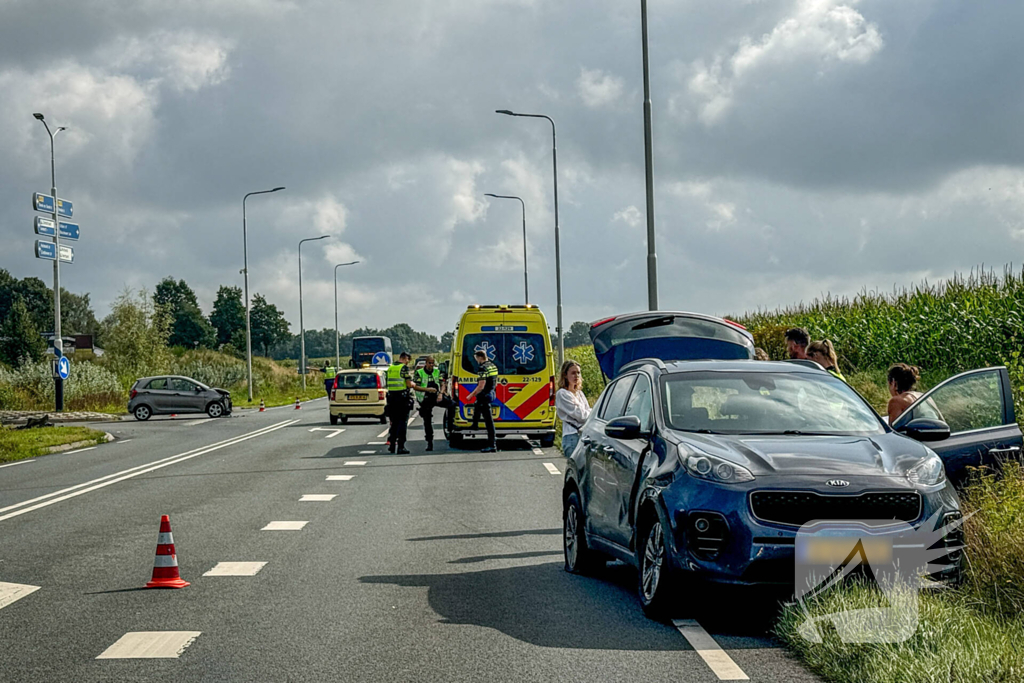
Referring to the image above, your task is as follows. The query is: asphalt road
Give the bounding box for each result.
[0,398,820,682]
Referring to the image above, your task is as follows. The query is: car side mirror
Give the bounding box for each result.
[897,417,951,442]
[605,415,643,440]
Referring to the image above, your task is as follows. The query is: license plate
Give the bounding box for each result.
[797,536,892,564]
[347,394,368,401]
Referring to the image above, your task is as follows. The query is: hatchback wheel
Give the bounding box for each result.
[638,517,677,618]
[379,414,388,424]
[133,405,151,421]
[564,492,602,574]
[206,402,225,418]
[329,413,340,426]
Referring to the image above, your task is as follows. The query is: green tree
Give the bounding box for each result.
[0,298,46,367]
[250,294,290,357]
[563,321,591,348]
[102,289,171,386]
[154,277,216,349]
[61,290,101,339]
[440,330,455,352]
[210,286,246,348]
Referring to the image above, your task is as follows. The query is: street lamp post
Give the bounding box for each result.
[298,235,330,390]
[495,109,564,367]
[242,187,285,403]
[333,261,359,368]
[483,193,528,304]
[640,0,659,310]
[32,113,67,412]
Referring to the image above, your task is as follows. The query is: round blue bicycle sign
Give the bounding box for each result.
[56,356,70,380]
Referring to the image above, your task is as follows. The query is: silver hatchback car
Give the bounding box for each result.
[128,375,232,421]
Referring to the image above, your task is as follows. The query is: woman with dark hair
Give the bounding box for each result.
[807,340,846,382]
[887,363,922,423]
[555,360,591,458]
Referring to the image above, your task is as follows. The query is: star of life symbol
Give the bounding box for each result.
[474,341,496,360]
[512,341,535,364]
[794,511,968,644]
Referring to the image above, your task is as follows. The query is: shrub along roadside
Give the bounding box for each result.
[0,426,109,463]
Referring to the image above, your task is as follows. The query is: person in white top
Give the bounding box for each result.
[555,360,592,458]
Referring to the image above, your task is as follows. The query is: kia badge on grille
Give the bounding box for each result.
[826,479,850,488]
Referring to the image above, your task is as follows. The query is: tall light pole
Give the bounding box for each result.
[495,109,563,367]
[33,113,67,412]
[298,235,330,390]
[640,0,659,310]
[242,186,285,403]
[333,261,359,368]
[484,194,529,304]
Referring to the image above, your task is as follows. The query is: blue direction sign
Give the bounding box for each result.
[56,356,70,380]
[57,198,73,218]
[59,221,80,240]
[35,240,56,260]
[35,216,56,236]
[33,192,54,213]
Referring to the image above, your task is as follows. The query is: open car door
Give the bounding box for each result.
[892,366,1023,483]
[588,311,754,381]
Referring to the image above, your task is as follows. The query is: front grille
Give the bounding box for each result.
[750,491,922,527]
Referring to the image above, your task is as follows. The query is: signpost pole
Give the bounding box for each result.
[34,114,65,412]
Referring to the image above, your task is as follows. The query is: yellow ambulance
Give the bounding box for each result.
[442,305,556,448]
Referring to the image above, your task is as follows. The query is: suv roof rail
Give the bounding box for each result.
[618,357,668,374]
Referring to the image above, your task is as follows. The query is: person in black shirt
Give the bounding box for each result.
[466,349,498,453]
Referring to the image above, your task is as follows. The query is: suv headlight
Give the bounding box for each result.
[904,452,946,486]
[682,446,755,484]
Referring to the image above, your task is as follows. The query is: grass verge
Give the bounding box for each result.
[0,425,109,463]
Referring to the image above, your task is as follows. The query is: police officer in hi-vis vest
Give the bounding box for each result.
[386,352,437,454]
[323,361,336,398]
[466,349,499,453]
[414,356,442,451]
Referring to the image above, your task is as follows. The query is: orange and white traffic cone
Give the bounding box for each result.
[259,399,265,412]
[145,515,190,589]
[294,397,301,410]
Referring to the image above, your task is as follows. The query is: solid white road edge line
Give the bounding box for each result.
[63,447,97,455]
[543,463,561,475]
[672,619,749,681]
[0,460,34,469]
[0,420,299,523]
[0,581,41,611]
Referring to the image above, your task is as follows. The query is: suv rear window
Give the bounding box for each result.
[461,333,546,375]
[336,373,378,389]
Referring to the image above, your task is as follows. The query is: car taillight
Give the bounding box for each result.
[591,316,617,329]
[377,373,385,400]
[331,390,336,401]
[129,389,137,400]
[453,377,460,404]
[722,317,748,330]
[549,377,555,406]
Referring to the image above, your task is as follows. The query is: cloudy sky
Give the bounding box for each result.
[3,0,1023,338]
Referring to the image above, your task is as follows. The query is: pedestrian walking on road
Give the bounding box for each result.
[785,328,810,360]
[466,349,498,453]
[887,363,923,424]
[555,360,591,458]
[807,340,846,382]
[415,356,442,451]
[323,360,336,398]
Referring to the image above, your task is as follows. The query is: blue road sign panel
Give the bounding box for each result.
[35,216,56,236]
[35,240,56,260]
[57,198,73,218]
[57,356,70,380]
[33,192,54,213]
[59,221,80,240]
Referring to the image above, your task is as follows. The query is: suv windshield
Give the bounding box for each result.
[461,333,546,375]
[662,371,884,436]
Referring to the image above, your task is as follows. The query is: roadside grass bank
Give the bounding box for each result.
[0,426,109,463]
[776,464,1024,683]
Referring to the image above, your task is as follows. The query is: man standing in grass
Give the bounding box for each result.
[785,328,810,360]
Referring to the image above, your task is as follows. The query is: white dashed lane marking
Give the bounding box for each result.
[367,441,386,445]
[203,562,267,577]
[97,632,202,659]
[326,475,355,481]
[673,619,749,681]
[261,521,308,531]
[532,448,544,455]
[376,428,389,438]
[0,582,40,611]
[0,460,34,469]
[543,463,561,475]
[299,494,337,502]
[63,447,96,455]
